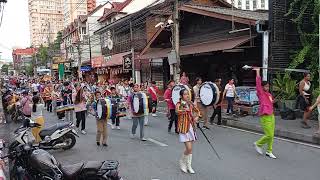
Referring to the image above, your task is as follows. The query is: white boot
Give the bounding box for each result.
[179,154,188,173]
[186,154,195,174]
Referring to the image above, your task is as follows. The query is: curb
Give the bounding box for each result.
[223,117,320,145]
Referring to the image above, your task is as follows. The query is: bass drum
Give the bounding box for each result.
[97,98,112,120]
[172,84,192,105]
[132,93,149,115]
[199,82,220,106]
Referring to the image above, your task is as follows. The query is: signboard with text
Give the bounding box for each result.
[123,54,132,70]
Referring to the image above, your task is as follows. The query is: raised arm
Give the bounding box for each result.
[255,68,263,95]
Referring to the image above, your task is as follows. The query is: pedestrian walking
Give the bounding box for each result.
[109,87,121,130]
[30,95,45,143]
[176,89,200,174]
[309,95,320,135]
[210,78,225,125]
[253,68,277,159]
[148,81,160,117]
[128,84,147,141]
[193,77,209,129]
[297,73,312,128]
[223,78,237,116]
[73,83,87,134]
[164,80,178,133]
[92,91,108,146]
[20,90,32,118]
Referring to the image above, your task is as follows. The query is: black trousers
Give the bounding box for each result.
[111,115,120,126]
[46,100,52,112]
[76,111,86,130]
[168,109,178,132]
[211,106,222,124]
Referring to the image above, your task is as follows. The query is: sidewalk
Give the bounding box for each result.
[157,102,320,145]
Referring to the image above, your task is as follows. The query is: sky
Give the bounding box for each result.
[0,0,30,62]
[0,0,108,62]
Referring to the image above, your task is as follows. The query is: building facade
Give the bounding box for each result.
[28,0,64,47]
[12,48,37,74]
[63,0,96,27]
[225,0,268,10]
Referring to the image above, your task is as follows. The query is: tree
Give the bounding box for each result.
[37,44,49,66]
[285,0,319,81]
[1,64,9,75]
[53,31,62,53]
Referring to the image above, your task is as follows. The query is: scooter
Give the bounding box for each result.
[9,118,79,152]
[1,143,122,180]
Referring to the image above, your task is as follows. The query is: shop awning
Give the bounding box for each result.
[105,52,131,67]
[140,36,253,59]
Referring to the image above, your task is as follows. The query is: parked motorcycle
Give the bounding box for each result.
[9,118,78,152]
[1,144,122,180]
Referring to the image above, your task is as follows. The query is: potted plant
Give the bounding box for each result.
[272,73,297,110]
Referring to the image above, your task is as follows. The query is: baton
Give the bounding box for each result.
[242,65,310,73]
[197,123,222,160]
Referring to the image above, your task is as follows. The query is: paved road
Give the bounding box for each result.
[3,110,320,180]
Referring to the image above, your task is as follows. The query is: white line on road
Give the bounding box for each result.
[147,138,168,147]
[220,125,320,149]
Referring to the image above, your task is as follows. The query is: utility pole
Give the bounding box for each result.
[47,21,53,76]
[130,21,135,83]
[173,0,180,82]
[77,41,82,80]
[88,23,92,65]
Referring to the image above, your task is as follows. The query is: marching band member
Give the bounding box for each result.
[92,91,108,146]
[253,68,277,159]
[210,78,224,125]
[128,84,147,141]
[147,81,160,117]
[193,77,209,129]
[176,89,200,174]
[43,82,53,112]
[164,80,178,133]
[109,87,121,130]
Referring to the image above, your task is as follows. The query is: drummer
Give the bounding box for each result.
[193,77,209,129]
[128,84,147,141]
[109,87,121,130]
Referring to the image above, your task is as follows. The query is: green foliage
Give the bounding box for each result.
[272,73,297,100]
[52,31,62,54]
[285,0,319,82]
[25,64,34,76]
[37,44,49,66]
[1,64,9,75]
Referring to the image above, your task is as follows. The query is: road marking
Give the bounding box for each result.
[220,125,320,149]
[147,138,168,147]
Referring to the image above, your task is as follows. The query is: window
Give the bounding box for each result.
[253,0,257,10]
[245,0,249,9]
[261,0,265,9]
[238,0,242,9]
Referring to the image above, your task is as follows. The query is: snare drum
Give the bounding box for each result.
[56,104,75,113]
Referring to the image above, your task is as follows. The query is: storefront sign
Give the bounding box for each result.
[123,54,132,70]
[52,64,59,70]
[92,56,103,68]
[96,68,108,75]
[80,66,92,72]
[53,57,65,63]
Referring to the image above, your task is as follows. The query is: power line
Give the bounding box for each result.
[0,3,5,28]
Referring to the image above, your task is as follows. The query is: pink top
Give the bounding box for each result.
[180,76,189,85]
[73,93,87,112]
[164,88,175,110]
[256,76,274,116]
[21,96,32,116]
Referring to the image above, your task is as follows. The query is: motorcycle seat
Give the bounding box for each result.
[61,162,84,180]
[39,122,70,137]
